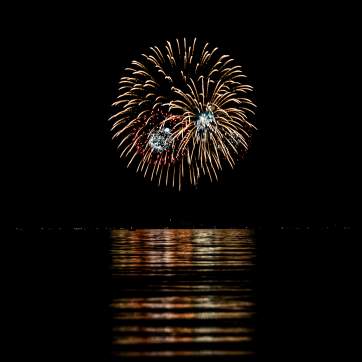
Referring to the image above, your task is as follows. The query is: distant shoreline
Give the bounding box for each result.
[13,224,353,232]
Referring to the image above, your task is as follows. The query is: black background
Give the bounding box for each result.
[6,2,360,361]
[9,2,359,228]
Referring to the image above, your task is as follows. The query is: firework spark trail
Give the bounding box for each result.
[110,38,256,189]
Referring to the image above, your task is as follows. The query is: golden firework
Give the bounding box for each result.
[110,38,255,189]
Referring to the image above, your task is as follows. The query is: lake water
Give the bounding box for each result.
[12,226,356,361]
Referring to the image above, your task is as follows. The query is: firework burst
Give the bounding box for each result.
[110,38,256,189]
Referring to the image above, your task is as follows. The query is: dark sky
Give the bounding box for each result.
[9,3,359,226]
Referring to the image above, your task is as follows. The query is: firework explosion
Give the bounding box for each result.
[110,38,255,189]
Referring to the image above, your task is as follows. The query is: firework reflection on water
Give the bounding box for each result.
[110,229,256,360]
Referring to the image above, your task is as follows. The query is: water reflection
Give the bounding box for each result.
[111,229,256,360]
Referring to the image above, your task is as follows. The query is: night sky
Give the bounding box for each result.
[9,3,358,227]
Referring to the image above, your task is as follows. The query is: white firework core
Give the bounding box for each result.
[149,127,171,153]
[195,110,215,133]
